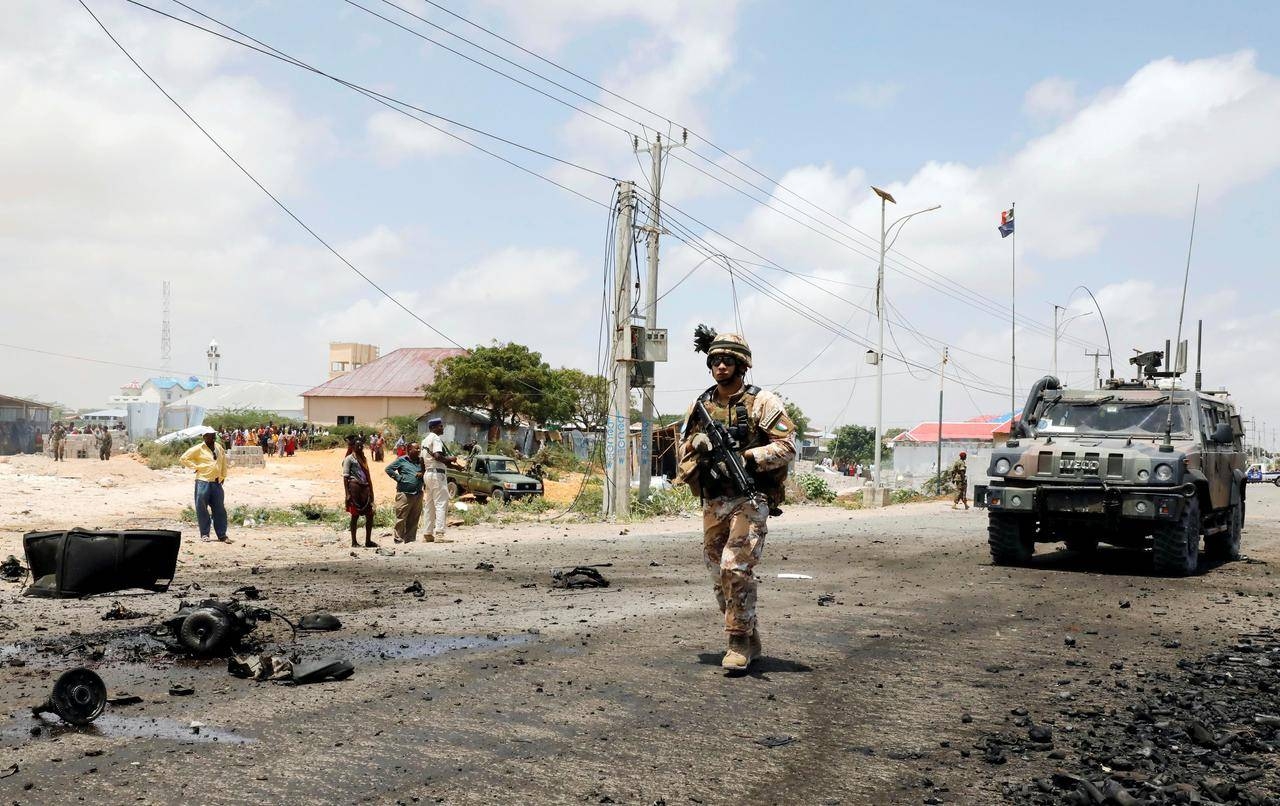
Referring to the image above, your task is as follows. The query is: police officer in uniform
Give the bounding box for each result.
[676,327,796,671]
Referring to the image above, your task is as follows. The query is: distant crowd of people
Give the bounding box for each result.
[46,421,126,462]
[220,424,330,457]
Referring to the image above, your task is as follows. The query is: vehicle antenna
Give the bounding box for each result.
[1163,185,1199,453]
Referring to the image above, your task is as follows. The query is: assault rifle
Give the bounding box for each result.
[690,399,756,500]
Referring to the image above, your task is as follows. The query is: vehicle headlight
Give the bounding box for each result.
[994,458,1011,475]
[1154,464,1174,482]
[1013,464,1024,475]
[1135,501,1149,513]
[1010,495,1023,507]
[1137,469,1150,481]
[503,482,517,489]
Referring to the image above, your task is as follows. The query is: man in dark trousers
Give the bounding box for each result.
[180,431,230,543]
[386,442,426,543]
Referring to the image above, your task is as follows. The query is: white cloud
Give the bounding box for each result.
[1023,76,1079,120]
[365,109,466,164]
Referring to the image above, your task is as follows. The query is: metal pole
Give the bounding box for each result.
[638,135,663,501]
[936,348,947,486]
[1010,202,1016,419]
[873,196,886,501]
[1052,304,1060,378]
[606,181,635,520]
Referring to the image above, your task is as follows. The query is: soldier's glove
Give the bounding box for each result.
[690,433,713,454]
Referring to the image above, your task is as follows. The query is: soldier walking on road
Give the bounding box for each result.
[50,421,66,462]
[385,443,425,543]
[97,427,112,461]
[422,418,463,543]
[950,451,969,510]
[676,327,797,672]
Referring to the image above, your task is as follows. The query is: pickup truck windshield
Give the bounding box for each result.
[1035,400,1190,436]
[485,459,518,473]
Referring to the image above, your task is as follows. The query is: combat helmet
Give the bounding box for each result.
[694,324,752,369]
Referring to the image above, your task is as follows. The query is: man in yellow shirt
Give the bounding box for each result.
[180,431,230,543]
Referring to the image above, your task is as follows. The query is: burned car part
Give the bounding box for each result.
[23,529,180,598]
[291,657,355,685]
[32,668,107,726]
[551,565,611,589]
[297,613,341,631]
[160,599,271,656]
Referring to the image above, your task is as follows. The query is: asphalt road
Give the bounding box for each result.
[2,488,1279,805]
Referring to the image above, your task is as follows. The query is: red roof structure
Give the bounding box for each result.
[302,348,466,398]
[892,421,1005,444]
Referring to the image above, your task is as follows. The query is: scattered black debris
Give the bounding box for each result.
[519,583,537,589]
[297,613,342,631]
[475,562,495,572]
[979,627,1280,805]
[291,657,355,685]
[233,585,263,601]
[817,593,836,607]
[158,600,270,656]
[31,668,107,726]
[101,601,145,621]
[106,694,142,707]
[1119,600,1132,609]
[0,764,16,779]
[551,566,611,589]
[403,580,426,598]
[168,684,194,697]
[1,554,26,581]
[757,734,796,748]
[228,653,294,682]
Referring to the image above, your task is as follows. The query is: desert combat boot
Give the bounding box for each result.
[721,632,759,671]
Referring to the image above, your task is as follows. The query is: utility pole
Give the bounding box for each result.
[1010,202,1017,419]
[871,187,894,504]
[1085,349,1109,389]
[1052,305,1060,378]
[635,131,683,500]
[605,181,636,520]
[936,347,948,484]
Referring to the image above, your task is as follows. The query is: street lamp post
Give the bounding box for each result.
[870,186,940,505]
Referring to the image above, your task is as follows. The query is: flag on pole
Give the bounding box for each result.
[998,207,1015,238]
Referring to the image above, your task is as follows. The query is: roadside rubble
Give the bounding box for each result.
[978,628,1280,805]
[1,554,26,582]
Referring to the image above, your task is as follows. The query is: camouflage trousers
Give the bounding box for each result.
[702,494,770,635]
[953,477,968,504]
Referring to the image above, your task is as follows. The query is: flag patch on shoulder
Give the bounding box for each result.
[774,422,790,433]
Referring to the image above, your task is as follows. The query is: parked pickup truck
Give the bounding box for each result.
[1246,464,1280,485]
[446,454,544,502]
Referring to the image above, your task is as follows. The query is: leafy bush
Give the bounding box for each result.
[833,495,863,510]
[891,488,925,505]
[533,442,584,472]
[631,484,698,518]
[204,410,303,432]
[380,416,421,440]
[569,482,604,515]
[138,438,194,469]
[921,472,955,497]
[795,473,837,504]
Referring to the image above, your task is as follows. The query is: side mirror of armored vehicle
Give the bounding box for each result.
[1211,423,1234,444]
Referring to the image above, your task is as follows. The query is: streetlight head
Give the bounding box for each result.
[871,186,896,204]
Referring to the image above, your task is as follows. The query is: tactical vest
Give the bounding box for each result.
[691,384,788,506]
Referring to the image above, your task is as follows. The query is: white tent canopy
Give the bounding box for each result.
[166,381,305,421]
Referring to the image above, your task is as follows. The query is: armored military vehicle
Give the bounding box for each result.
[984,350,1246,576]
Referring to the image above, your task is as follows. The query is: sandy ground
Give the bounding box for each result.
[1,453,1278,804]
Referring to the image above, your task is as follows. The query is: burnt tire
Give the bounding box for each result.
[1153,497,1200,576]
[1205,501,1242,562]
[988,513,1035,566]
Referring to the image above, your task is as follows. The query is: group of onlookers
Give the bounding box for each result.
[223,425,324,457]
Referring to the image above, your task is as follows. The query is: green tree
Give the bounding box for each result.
[379,415,421,440]
[783,399,810,440]
[423,343,560,441]
[546,368,608,432]
[829,424,877,465]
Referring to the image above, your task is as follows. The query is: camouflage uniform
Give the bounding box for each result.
[99,428,112,461]
[678,383,796,637]
[50,423,66,462]
[950,457,968,508]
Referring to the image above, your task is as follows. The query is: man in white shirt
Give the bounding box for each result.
[422,418,462,542]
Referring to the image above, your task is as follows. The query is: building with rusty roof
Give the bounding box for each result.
[301,347,466,425]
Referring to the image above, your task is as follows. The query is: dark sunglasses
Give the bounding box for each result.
[707,355,738,368]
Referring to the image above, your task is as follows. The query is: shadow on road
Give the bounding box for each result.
[695,653,813,678]
[1022,545,1234,577]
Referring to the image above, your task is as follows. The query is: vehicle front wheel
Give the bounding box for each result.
[1153,497,1200,576]
[446,481,459,499]
[988,513,1036,566]
[1273,476,1280,488]
[1205,500,1242,562]
[492,488,507,504]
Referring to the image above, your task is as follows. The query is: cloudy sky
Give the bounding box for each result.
[4,1,1278,440]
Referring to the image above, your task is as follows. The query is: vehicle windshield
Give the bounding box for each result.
[1034,399,1190,436]
[487,459,518,473]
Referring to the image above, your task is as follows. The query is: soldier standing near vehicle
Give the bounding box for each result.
[950,451,969,510]
[50,421,66,462]
[422,418,463,543]
[676,326,796,671]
